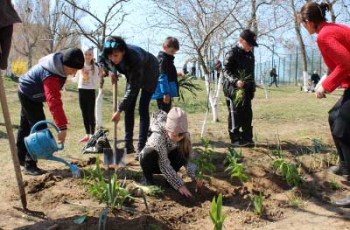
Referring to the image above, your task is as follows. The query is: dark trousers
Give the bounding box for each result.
[156,98,172,113]
[0,25,13,70]
[226,98,253,142]
[124,85,153,152]
[16,92,47,167]
[140,147,187,179]
[269,77,278,87]
[329,88,350,169]
[79,89,96,134]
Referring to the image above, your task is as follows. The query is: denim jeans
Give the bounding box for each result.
[124,86,153,152]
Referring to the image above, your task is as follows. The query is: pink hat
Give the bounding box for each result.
[165,107,188,133]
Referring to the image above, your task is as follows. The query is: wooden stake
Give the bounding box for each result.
[0,73,27,209]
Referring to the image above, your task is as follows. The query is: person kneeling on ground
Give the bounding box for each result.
[139,107,203,198]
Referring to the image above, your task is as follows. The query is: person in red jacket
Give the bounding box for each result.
[300,2,350,207]
[17,48,84,175]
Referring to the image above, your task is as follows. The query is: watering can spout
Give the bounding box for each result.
[48,155,80,177]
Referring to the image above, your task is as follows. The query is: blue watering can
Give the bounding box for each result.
[24,120,80,177]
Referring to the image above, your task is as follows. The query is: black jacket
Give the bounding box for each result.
[158,51,179,91]
[223,45,256,100]
[102,45,159,112]
[311,73,320,84]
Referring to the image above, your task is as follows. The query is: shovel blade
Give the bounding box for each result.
[103,148,114,165]
[103,148,126,166]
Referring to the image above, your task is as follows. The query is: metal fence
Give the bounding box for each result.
[255,47,327,86]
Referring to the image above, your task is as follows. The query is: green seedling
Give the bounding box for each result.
[209,194,227,230]
[224,147,243,164]
[252,192,264,216]
[272,159,303,187]
[225,158,248,183]
[307,137,324,153]
[191,138,216,183]
[134,183,164,196]
[233,70,252,105]
[178,75,202,102]
[83,158,132,210]
[329,179,340,190]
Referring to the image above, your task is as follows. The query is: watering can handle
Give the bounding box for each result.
[30,120,64,150]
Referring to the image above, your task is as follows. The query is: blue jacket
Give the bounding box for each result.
[152,51,179,100]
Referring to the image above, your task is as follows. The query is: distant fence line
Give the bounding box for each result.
[255,48,326,86]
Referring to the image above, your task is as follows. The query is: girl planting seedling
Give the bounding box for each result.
[139,107,203,198]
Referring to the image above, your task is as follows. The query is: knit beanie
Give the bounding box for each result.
[62,48,84,69]
[165,107,188,133]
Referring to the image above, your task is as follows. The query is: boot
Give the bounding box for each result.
[229,132,241,147]
[125,142,135,154]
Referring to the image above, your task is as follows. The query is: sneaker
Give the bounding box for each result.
[334,196,350,208]
[330,162,350,176]
[78,136,90,143]
[231,140,241,148]
[24,165,46,176]
[231,140,254,148]
[141,176,155,186]
[240,140,255,147]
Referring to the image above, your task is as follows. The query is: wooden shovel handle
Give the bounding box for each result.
[0,74,27,209]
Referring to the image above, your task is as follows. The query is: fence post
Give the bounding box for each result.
[289,54,291,85]
[311,49,314,73]
[283,57,286,85]
[295,49,299,86]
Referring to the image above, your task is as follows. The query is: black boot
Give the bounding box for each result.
[125,142,135,154]
[241,126,254,147]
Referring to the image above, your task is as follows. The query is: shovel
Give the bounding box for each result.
[103,77,126,167]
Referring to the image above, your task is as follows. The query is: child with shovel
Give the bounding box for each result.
[100,36,159,158]
[16,48,84,175]
[139,107,203,198]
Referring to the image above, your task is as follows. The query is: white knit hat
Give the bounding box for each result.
[165,107,188,133]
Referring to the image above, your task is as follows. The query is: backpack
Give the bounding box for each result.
[82,129,111,154]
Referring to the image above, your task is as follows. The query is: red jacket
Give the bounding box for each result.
[317,22,350,93]
[43,77,68,130]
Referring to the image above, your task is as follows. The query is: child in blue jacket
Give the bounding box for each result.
[152,37,180,113]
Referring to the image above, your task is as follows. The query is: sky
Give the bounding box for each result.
[82,0,187,68]
[82,0,349,72]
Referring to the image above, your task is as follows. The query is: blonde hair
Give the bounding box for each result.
[83,47,95,75]
[178,133,191,158]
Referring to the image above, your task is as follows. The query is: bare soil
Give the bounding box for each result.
[1,85,350,230]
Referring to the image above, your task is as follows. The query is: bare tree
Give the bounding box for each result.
[40,0,82,54]
[63,0,129,52]
[13,0,43,68]
[289,0,309,91]
[151,0,240,125]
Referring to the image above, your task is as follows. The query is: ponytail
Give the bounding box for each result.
[300,2,330,27]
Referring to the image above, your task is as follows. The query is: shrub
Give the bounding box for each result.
[11,59,27,76]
